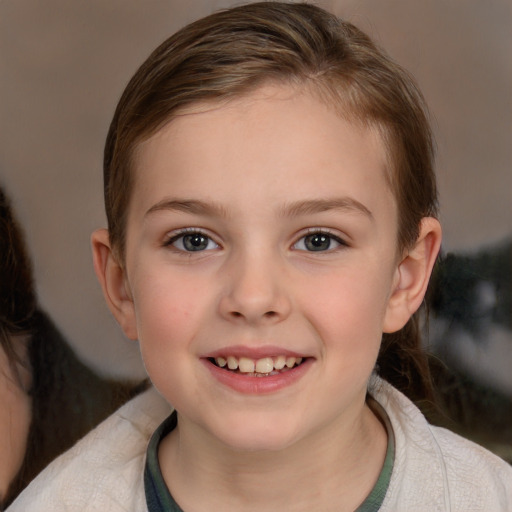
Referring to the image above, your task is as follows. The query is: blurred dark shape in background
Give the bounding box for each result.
[426,239,512,463]
[0,185,146,508]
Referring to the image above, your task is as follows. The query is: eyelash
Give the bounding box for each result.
[163,228,220,253]
[163,228,347,254]
[292,229,348,253]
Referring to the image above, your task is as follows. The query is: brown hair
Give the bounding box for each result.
[103,2,438,405]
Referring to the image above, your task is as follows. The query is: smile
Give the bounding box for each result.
[210,355,304,377]
[203,347,312,394]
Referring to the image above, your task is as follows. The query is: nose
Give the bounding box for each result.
[218,250,292,325]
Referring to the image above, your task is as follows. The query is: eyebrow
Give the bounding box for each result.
[145,197,373,220]
[145,198,229,218]
[280,198,373,219]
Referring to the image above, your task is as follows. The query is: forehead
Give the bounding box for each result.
[129,84,395,220]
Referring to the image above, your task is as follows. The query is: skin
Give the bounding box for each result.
[0,341,31,505]
[93,84,441,511]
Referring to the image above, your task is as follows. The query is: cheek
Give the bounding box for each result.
[131,270,214,359]
[307,269,390,320]
[134,264,205,318]
[300,269,392,351]
[134,286,197,401]
[135,288,194,345]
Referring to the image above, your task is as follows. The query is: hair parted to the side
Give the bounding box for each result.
[103,2,439,406]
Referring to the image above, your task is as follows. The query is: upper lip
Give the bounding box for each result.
[203,345,310,359]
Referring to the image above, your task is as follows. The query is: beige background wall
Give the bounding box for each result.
[1,0,511,380]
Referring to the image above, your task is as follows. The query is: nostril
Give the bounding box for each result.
[229,310,277,319]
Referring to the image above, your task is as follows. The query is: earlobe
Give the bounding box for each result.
[383,217,442,333]
[91,229,138,340]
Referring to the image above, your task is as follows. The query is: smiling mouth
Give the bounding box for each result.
[208,355,305,377]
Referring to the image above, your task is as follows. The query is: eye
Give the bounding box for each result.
[293,231,345,252]
[166,231,219,252]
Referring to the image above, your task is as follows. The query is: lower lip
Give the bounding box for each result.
[203,358,313,394]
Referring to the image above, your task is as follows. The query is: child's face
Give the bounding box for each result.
[121,85,403,451]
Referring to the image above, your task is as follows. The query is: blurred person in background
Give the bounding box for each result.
[0,184,145,509]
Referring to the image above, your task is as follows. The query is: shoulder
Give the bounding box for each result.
[369,376,512,511]
[427,424,512,508]
[7,387,171,512]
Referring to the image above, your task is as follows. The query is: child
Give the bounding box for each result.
[8,2,512,511]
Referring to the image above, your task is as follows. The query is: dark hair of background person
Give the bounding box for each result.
[0,185,146,508]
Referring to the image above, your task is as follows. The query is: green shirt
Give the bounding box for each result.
[144,399,394,512]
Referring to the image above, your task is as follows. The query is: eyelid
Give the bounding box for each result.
[291,228,349,251]
[303,227,348,242]
[163,227,221,250]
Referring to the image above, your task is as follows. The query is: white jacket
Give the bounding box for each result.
[8,377,512,511]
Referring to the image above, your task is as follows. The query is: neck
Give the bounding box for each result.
[158,402,387,512]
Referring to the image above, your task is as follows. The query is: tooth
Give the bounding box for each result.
[285,357,296,368]
[238,357,255,373]
[296,357,303,365]
[216,357,227,368]
[274,355,286,370]
[227,356,239,370]
[255,357,273,373]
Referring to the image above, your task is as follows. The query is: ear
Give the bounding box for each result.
[91,229,138,340]
[383,217,442,333]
